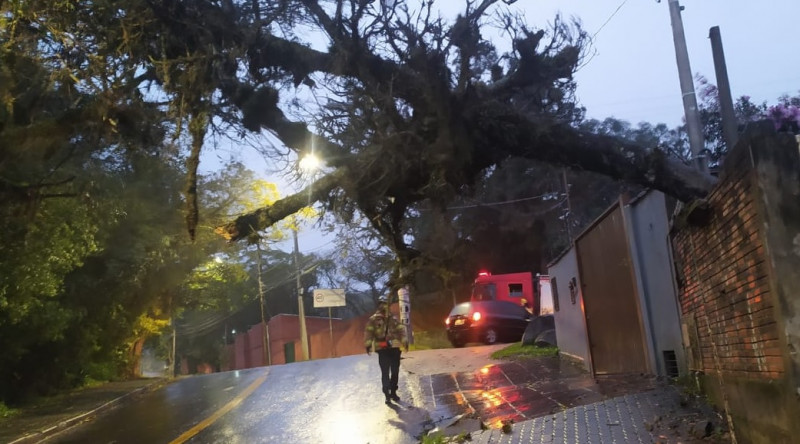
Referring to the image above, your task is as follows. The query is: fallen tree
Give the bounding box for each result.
[211,0,715,269]
[5,0,715,274]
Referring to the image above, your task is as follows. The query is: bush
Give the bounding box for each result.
[0,402,19,418]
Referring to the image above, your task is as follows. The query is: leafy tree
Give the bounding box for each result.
[1,0,737,390]
[695,75,799,164]
[5,0,715,268]
[205,0,714,283]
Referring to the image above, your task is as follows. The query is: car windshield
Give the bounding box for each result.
[471,283,496,301]
[449,303,472,316]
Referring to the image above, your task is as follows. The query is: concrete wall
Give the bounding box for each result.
[548,249,592,372]
[625,191,686,376]
[671,123,800,443]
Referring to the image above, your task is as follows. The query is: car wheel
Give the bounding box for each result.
[484,328,498,345]
[450,340,464,348]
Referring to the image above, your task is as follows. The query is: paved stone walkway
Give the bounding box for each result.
[412,357,728,443]
[467,389,682,443]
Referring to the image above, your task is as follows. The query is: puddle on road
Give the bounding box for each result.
[416,356,659,432]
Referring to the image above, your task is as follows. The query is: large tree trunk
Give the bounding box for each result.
[128,337,146,379]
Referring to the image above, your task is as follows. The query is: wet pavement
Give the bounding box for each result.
[0,346,727,443]
[416,356,660,432]
[0,378,170,444]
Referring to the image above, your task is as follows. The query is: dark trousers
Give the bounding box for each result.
[377,347,401,396]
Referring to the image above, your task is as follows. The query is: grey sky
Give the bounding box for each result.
[509,0,800,126]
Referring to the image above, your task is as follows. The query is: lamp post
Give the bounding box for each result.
[293,150,321,361]
[255,240,271,365]
[293,225,310,361]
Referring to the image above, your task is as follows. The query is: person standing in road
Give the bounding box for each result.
[364,295,408,405]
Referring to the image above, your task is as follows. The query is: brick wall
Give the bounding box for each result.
[672,147,782,379]
[224,313,372,368]
[670,123,800,443]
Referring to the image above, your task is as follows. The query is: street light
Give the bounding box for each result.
[293,223,310,361]
[299,153,321,171]
[293,147,321,362]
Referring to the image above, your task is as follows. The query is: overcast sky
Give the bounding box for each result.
[500,0,800,126]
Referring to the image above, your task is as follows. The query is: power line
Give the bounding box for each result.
[418,192,561,211]
[592,0,630,39]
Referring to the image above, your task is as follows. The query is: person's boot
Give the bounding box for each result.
[390,390,400,402]
[384,390,392,405]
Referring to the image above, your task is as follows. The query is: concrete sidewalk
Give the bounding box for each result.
[0,378,170,444]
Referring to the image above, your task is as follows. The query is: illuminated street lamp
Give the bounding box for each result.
[294,224,310,361]
[294,148,322,361]
[299,153,321,172]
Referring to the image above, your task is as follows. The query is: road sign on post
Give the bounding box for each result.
[313,289,346,358]
[312,289,346,308]
[398,287,413,344]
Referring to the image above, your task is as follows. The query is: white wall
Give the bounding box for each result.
[548,249,592,373]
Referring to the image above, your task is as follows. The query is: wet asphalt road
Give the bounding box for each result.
[49,354,428,444]
[45,346,663,443]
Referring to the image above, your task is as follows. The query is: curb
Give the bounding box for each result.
[9,379,172,444]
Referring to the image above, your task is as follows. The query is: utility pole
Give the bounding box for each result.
[709,26,739,152]
[667,0,707,173]
[255,240,271,366]
[293,227,310,360]
[562,169,573,243]
[171,323,176,378]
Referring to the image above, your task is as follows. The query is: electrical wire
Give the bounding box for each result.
[415,191,563,211]
[592,0,630,40]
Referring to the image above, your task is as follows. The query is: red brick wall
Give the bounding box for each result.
[670,125,800,443]
[225,314,371,368]
[672,146,783,379]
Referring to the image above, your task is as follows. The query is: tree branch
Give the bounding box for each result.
[466,102,716,201]
[215,167,349,241]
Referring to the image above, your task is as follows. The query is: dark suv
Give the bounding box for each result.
[445,300,531,347]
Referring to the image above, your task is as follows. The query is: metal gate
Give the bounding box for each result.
[576,204,649,375]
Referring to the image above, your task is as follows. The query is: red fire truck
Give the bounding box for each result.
[470,270,554,315]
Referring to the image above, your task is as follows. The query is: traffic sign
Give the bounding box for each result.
[312,289,346,308]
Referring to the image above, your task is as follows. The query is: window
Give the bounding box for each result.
[508,283,523,298]
[472,283,496,301]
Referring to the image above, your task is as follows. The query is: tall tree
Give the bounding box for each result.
[207,0,715,282]
[5,1,715,267]
[3,0,721,342]
[695,75,799,164]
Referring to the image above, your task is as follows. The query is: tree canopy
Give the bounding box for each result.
[4,0,798,400]
[10,0,771,400]
[2,1,714,251]
[172,0,715,271]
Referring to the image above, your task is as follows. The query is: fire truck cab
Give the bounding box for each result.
[470,271,554,316]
